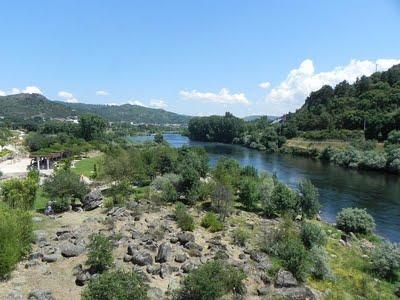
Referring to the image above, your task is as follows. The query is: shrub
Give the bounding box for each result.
[43,169,88,202]
[262,219,310,281]
[300,222,327,249]
[52,197,70,213]
[310,246,331,280]
[297,179,321,218]
[238,177,260,210]
[176,260,246,300]
[336,207,375,234]
[86,233,113,273]
[359,151,387,170]
[1,171,39,210]
[0,205,33,278]
[211,182,234,221]
[232,227,250,247]
[269,182,298,216]
[387,130,400,145]
[162,181,178,203]
[201,212,223,232]
[371,241,400,280]
[81,270,148,300]
[175,202,195,231]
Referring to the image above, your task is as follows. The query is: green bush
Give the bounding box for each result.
[201,212,223,232]
[269,182,298,216]
[86,233,113,273]
[336,207,375,234]
[263,219,310,281]
[238,177,260,210]
[1,171,39,210]
[43,169,88,203]
[371,241,400,280]
[297,179,321,218]
[0,205,33,278]
[175,202,195,231]
[300,222,327,249]
[81,270,148,300]
[162,181,178,202]
[232,227,250,247]
[51,197,70,213]
[176,260,246,300]
[310,246,331,280]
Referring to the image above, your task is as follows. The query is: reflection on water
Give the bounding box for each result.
[129,134,400,242]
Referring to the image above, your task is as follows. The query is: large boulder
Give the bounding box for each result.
[155,242,171,263]
[28,289,55,300]
[177,232,195,245]
[60,242,85,257]
[131,251,153,266]
[274,287,318,300]
[82,189,103,211]
[275,269,298,288]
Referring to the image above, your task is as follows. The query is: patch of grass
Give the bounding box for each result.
[34,187,49,211]
[72,155,102,178]
[308,223,397,299]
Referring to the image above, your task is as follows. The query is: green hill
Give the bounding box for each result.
[284,64,400,140]
[0,94,191,125]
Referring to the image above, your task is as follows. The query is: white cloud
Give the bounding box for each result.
[58,90,78,103]
[265,58,400,115]
[0,86,43,96]
[23,86,43,94]
[96,90,109,96]
[150,99,168,109]
[180,88,250,105]
[259,82,271,89]
[128,100,146,106]
[106,103,120,106]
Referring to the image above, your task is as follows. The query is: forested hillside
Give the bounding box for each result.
[283,64,400,140]
[0,94,191,125]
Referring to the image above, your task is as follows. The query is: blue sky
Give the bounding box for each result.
[0,0,400,117]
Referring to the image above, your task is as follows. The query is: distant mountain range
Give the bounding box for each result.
[242,115,280,122]
[0,93,192,125]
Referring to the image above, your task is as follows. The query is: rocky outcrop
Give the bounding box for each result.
[155,243,171,263]
[82,190,102,211]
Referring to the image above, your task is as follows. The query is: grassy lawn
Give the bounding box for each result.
[34,187,49,211]
[72,155,103,177]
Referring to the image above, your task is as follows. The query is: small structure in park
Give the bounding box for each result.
[29,150,71,170]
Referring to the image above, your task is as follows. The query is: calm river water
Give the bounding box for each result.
[130,134,400,242]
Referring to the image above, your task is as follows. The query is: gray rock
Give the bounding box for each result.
[177,232,195,245]
[184,241,203,251]
[250,250,267,263]
[123,255,132,262]
[175,254,187,263]
[132,251,153,266]
[127,244,139,255]
[146,264,161,275]
[42,253,60,263]
[257,287,270,296]
[160,263,171,279]
[155,243,171,263]
[181,261,197,273]
[82,189,103,211]
[33,230,47,245]
[274,287,317,300]
[28,289,55,300]
[75,271,91,286]
[29,252,43,260]
[275,269,298,288]
[170,236,179,244]
[25,259,40,269]
[60,242,85,257]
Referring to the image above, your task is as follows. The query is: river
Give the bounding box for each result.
[129,133,400,242]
